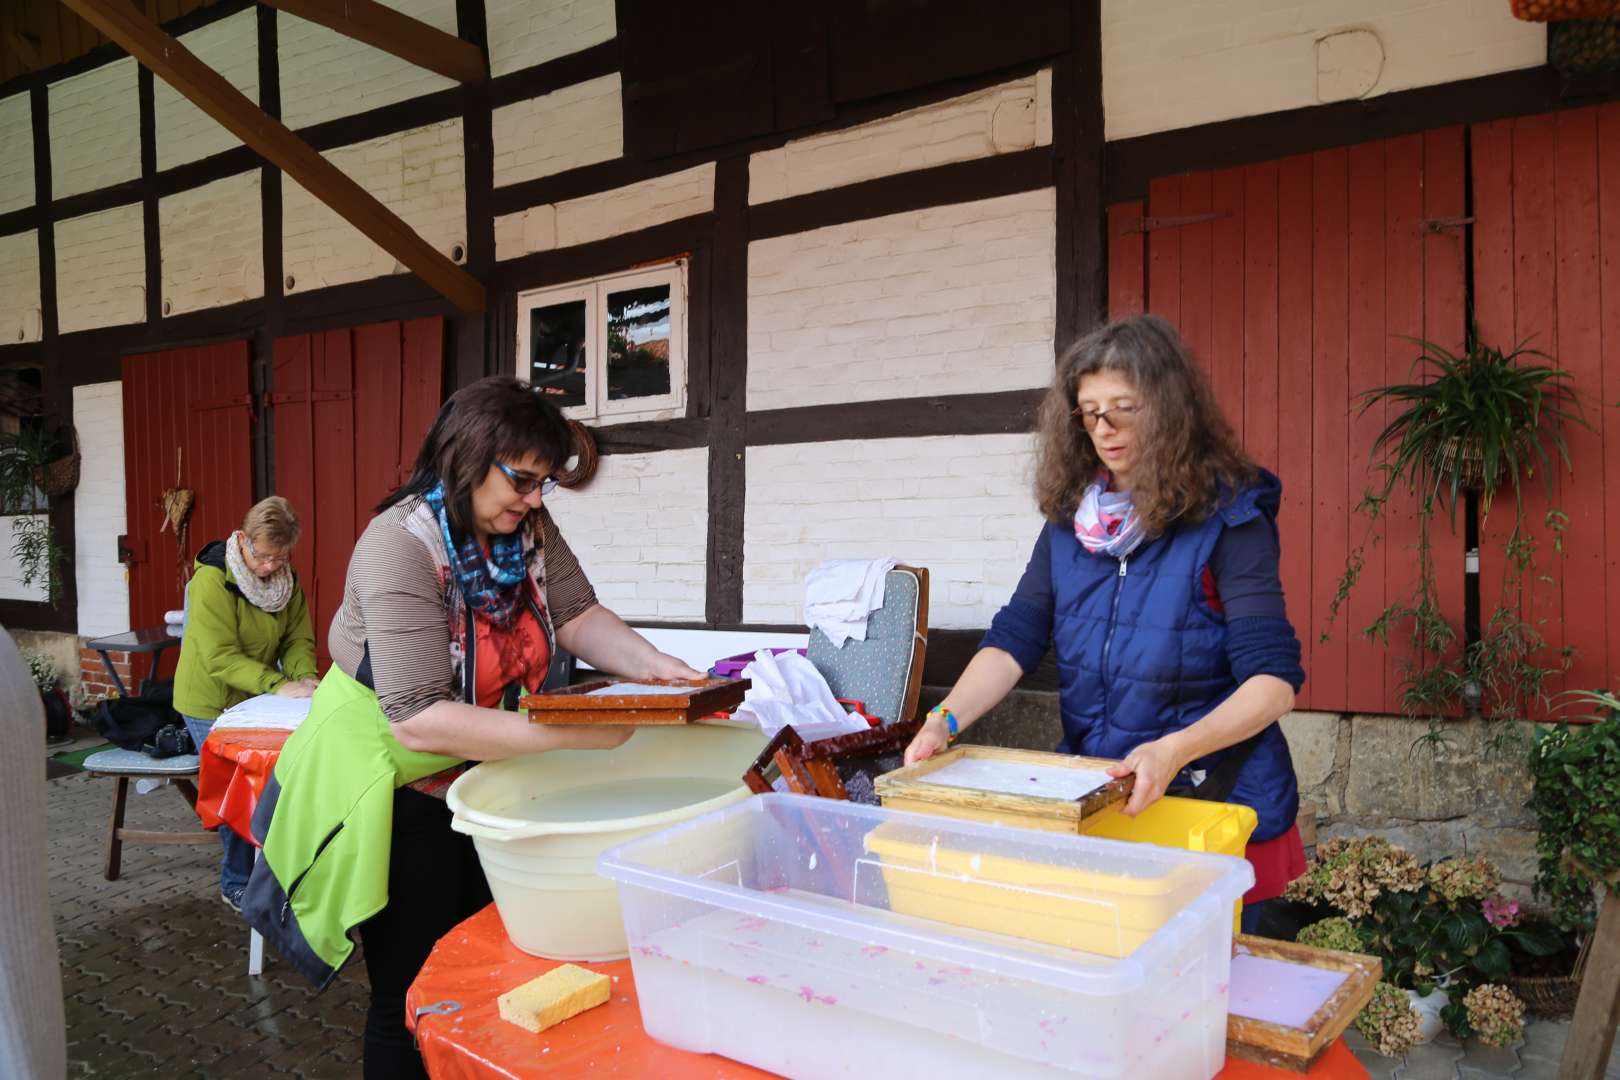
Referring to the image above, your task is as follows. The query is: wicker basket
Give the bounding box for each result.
[1434,438,1501,495]
[1549,16,1620,74]
[1511,0,1620,21]
[33,426,80,498]
[1506,972,1583,1017]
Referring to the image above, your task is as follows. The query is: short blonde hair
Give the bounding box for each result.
[242,496,301,549]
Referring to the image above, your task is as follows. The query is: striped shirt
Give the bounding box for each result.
[329,500,597,724]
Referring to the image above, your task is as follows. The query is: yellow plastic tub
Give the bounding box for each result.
[1080,796,1258,930]
[864,820,1222,957]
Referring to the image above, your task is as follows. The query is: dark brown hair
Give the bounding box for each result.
[379,376,575,536]
[1034,314,1255,536]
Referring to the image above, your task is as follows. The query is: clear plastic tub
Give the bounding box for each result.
[598,794,1254,1079]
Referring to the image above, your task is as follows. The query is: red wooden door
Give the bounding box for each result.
[1107,131,1468,716]
[122,341,256,647]
[272,316,444,663]
[1472,103,1620,704]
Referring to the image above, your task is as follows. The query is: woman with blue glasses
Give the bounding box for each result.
[243,376,699,1079]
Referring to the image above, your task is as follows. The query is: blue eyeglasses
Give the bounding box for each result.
[496,461,559,496]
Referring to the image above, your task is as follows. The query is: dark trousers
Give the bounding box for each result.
[357,787,491,1080]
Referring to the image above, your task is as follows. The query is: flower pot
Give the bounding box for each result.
[1406,988,1451,1044]
[41,687,72,740]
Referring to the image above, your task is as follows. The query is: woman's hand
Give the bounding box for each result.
[546,724,635,751]
[275,680,315,699]
[1107,734,1187,817]
[903,714,952,766]
[644,651,704,682]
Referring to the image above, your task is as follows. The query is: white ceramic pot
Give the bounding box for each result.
[447,724,767,961]
[1406,987,1451,1044]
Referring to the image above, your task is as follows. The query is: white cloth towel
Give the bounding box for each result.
[163,609,185,625]
[803,557,897,648]
[731,649,871,742]
[211,693,313,732]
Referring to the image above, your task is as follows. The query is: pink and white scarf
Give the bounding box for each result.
[1073,473,1147,558]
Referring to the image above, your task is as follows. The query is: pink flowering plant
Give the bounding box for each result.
[1288,838,1562,1042]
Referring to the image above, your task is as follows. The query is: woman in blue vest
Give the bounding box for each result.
[904,313,1307,930]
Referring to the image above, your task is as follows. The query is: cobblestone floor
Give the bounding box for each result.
[44,761,1620,1079]
[48,768,367,1079]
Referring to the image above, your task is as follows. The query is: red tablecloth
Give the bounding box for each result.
[195,727,290,839]
[406,904,1369,1080]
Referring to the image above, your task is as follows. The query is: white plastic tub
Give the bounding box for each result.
[447,724,767,960]
[598,794,1253,1079]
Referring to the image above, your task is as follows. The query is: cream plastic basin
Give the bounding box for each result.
[447,724,767,961]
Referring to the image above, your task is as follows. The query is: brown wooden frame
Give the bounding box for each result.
[1224,935,1382,1074]
[797,720,924,800]
[874,744,1132,831]
[741,725,817,795]
[258,0,486,83]
[520,676,749,726]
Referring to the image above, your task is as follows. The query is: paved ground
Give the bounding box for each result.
[42,754,1620,1079]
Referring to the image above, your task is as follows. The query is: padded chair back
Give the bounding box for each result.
[807,566,929,726]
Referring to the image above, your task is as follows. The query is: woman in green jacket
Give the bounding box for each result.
[174,495,318,909]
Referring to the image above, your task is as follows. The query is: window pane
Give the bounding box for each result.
[528,300,587,408]
[606,284,672,401]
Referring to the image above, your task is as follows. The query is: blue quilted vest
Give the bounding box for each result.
[1050,471,1299,841]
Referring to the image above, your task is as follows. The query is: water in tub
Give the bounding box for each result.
[626,893,1225,1079]
[506,777,740,821]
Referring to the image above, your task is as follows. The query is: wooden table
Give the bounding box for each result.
[405,904,1369,1080]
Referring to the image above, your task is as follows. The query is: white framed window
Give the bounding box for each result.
[516,259,687,423]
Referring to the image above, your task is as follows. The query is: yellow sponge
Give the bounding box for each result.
[497,964,612,1034]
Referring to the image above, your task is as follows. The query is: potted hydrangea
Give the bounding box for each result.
[1287,837,1563,1051]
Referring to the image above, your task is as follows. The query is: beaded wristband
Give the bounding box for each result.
[927,705,959,743]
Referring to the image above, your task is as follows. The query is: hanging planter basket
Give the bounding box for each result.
[1433,438,1503,496]
[33,426,80,498]
[1548,16,1620,74]
[1511,0,1620,20]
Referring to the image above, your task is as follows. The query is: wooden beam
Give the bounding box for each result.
[259,0,485,83]
[60,0,486,314]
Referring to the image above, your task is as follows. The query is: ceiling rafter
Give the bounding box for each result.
[259,0,486,84]
[59,0,486,313]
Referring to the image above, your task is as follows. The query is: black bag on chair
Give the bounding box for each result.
[92,680,182,752]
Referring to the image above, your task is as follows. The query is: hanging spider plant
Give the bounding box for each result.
[1357,330,1586,520]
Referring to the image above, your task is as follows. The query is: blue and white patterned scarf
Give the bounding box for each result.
[422,483,528,628]
[1073,473,1148,559]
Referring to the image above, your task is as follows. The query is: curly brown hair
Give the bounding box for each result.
[1034,314,1255,536]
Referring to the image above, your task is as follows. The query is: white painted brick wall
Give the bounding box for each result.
[156,10,258,171]
[744,434,1044,629]
[543,448,708,621]
[73,381,130,637]
[55,204,145,333]
[48,58,139,200]
[0,516,49,603]
[0,93,34,213]
[486,0,616,78]
[494,162,713,260]
[746,189,1056,412]
[491,73,622,188]
[0,231,41,344]
[278,0,457,129]
[749,71,1052,205]
[160,172,264,315]
[1102,0,1547,139]
[282,119,465,293]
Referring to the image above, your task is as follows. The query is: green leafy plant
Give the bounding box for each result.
[0,423,66,605]
[1359,331,1582,520]
[1528,694,1620,932]
[1287,838,1563,1042]
[1324,329,1584,742]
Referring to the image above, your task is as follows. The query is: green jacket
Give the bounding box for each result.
[242,664,459,987]
[173,539,318,720]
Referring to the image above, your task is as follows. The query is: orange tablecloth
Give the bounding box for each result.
[406,904,1369,1080]
[195,727,290,839]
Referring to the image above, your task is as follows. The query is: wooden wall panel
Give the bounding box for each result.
[272,316,443,662]
[1472,105,1620,709]
[1109,131,1468,716]
[121,340,254,649]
